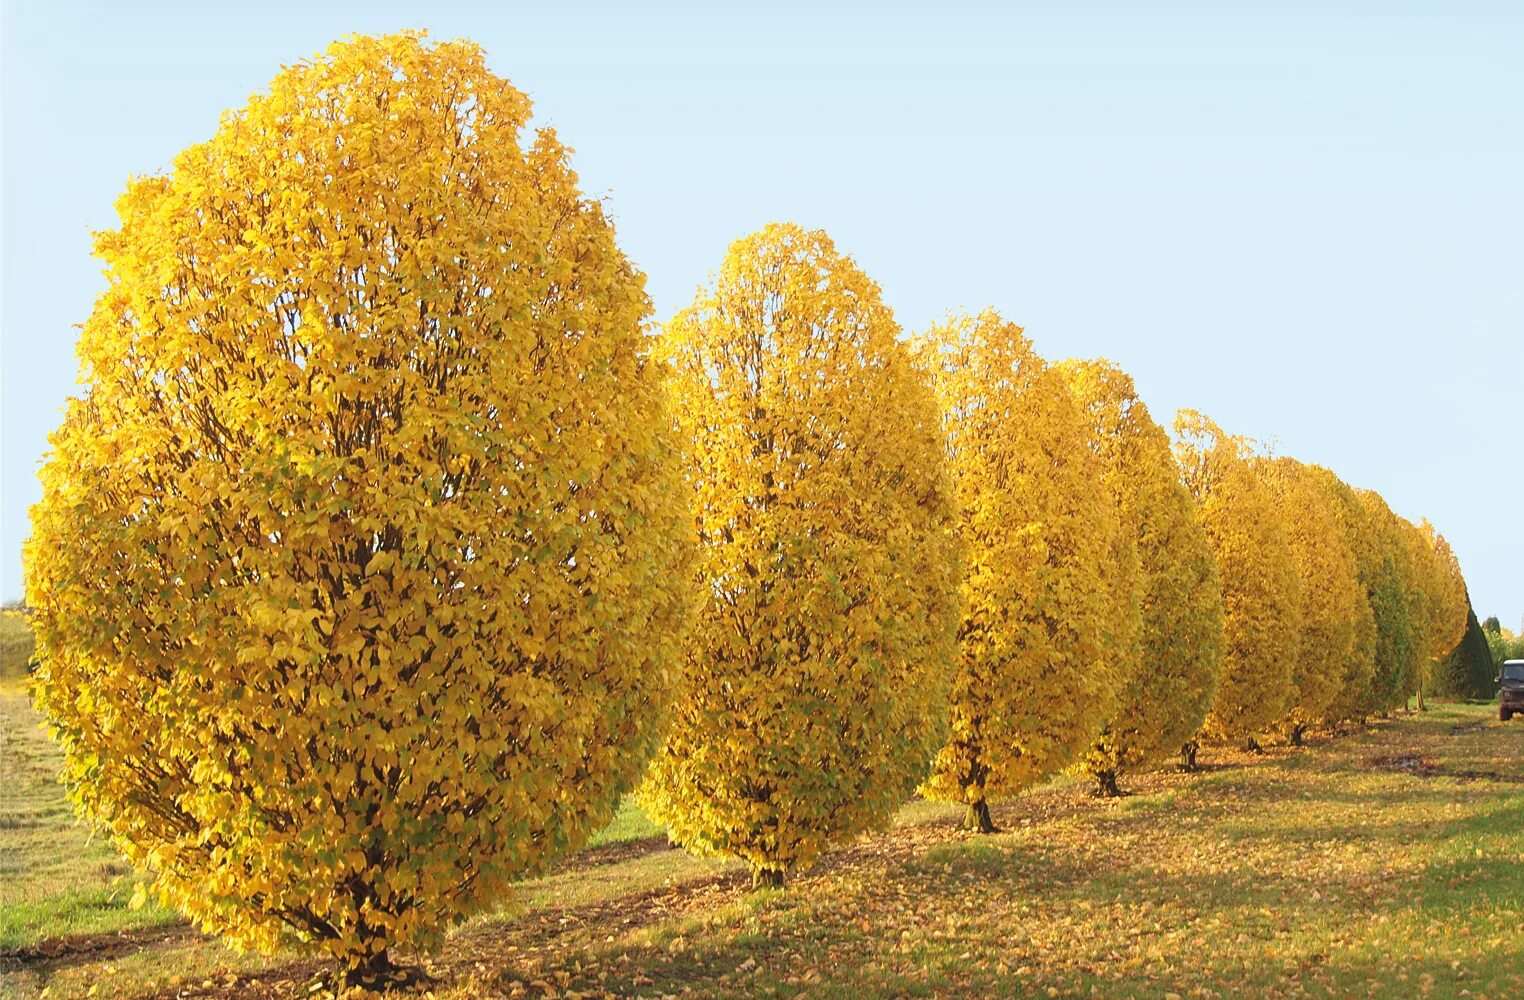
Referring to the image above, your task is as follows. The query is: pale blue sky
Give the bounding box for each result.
[3,2,1520,625]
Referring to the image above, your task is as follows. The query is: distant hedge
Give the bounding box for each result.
[1431,607,1495,702]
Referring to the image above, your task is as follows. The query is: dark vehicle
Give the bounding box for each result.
[1499,660,1524,722]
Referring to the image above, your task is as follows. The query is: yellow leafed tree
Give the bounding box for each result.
[1059,360,1224,795]
[1356,490,1421,714]
[918,313,1123,830]
[23,33,691,983]
[1173,411,1301,754]
[1424,526,1470,663]
[637,223,961,886]
[1254,457,1363,744]
[1403,518,1470,708]
[1299,467,1381,726]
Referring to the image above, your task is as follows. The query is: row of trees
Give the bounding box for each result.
[22,33,1475,983]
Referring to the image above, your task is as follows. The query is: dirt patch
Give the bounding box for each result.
[1447,768,1524,785]
[1369,753,1439,777]
[1367,752,1522,784]
[550,834,673,874]
[0,924,197,972]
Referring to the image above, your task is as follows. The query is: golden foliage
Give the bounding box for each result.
[917,313,1122,821]
[1354,490,1421,713]
[1173,412,1301,743]
[1298,467,1381,725]
[1254,458,1362,734]
[637,223,960,882]
[23,32,690,972]
[1060,361,1224,786]
[1396,518,1470,704]
[1422,526,1470,663]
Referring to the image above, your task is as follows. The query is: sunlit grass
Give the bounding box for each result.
[5,702,1522,999]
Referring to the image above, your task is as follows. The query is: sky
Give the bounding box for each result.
[2,2,1520,625]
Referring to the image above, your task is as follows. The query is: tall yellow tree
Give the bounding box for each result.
[1356,490,1420,715]
[918,313,1123,830]
[1255,457,1362,744]
[1173,412,1301,756]
[638,224,961,886]
[1402,519,1470,709]
[23,33,692,984]
[1059,360,1224,795]
[1425,527,1470,663]
[1301,467,1380,726]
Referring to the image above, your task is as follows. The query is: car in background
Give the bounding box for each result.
[1499,660,1524,722]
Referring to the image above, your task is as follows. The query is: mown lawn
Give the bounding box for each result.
[2,694,1520,999]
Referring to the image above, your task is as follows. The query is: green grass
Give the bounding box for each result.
[0,609,35,688]
[4,700,1522,999]
[0,686,181,951]
[586,796,663,848]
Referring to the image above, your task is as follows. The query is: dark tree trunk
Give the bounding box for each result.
[1179,741,1200,771]
[964,798,998,833]
[1417,683,1427,713]
[1093,769,1123,798]
[752,865,785,890]
[342,948,406,990]
[1243,736,1262,754]
[1289,724,1306,747]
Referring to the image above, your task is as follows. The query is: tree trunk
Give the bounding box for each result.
[343,948,402,990]
[1417,683,1427,713]
[1243,736,1262,754]
[1094,769,1123,798]
[751,865,785,890]
[1179,741,1199,771]
[963,798,998,833]
[1289,724,1306,747]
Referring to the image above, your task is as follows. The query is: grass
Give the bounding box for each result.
[0,684,181,951]
[0,609,35,687]
[3,697,1521,999]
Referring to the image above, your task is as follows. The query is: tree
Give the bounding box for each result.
[1355,491,1421,715]
[917,313,1123,829]
[1254,458,1362,744]
[23,33,692,984]
[1482,616,1502,635]
[1058,360,1223,795]
[1304,469,1381,727]
[1172,412,1301,754]
[1431,604,1497,701]
[1488,627,1524,667]
[1426,529,1469,660]
[1406,523,1469,709]
[637,223,960,886]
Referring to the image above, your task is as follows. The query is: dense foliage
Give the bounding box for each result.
[1254,458,1362,741]
[637,224,960,885]
[1305,468,1382,725]
[23,33,691,979]
[1059,361,1224,794]
[1431,606,1499,701]
[1407,524,1470,706]
[915,314,1124,829]
[1484,618,1524,666]
[1355,491,1422,714]
[1173,412,1302,748]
